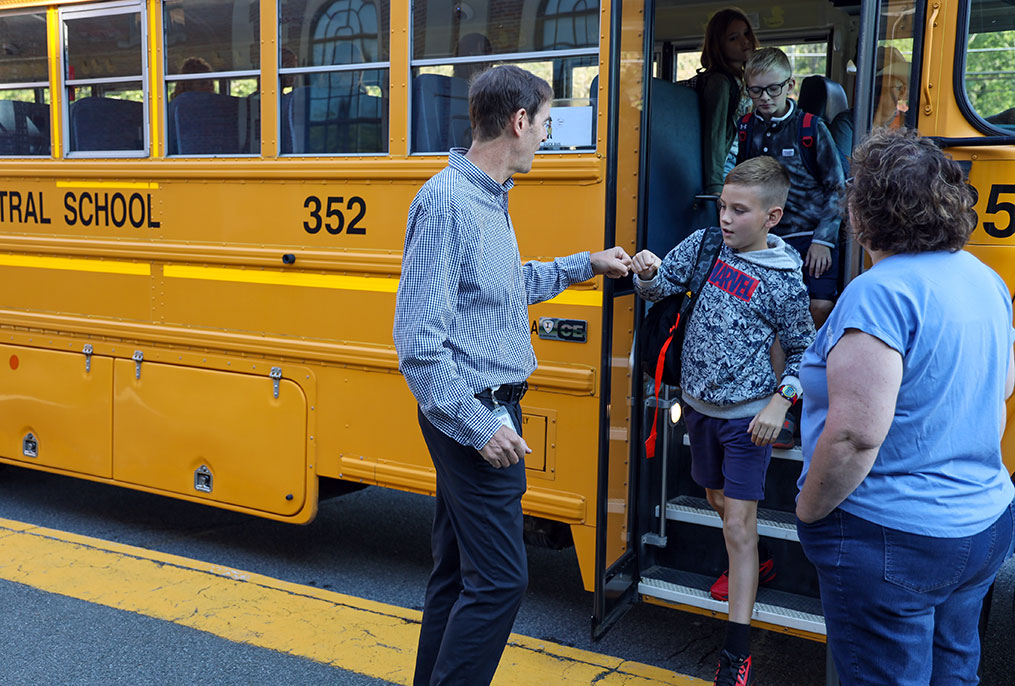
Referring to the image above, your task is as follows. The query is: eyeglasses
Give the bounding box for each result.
[747,78,791,99]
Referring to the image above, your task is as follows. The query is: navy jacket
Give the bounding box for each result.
[738,100,845,248]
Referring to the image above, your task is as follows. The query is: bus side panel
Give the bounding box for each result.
[0,344,113,477]
[112,359,309,517]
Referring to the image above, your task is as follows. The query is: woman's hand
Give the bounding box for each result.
[632,250,661,280]
[748,395,792,446]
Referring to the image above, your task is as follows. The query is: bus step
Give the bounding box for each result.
[682,433,803,462]
[639,566,826,635]
[658,495,800,541]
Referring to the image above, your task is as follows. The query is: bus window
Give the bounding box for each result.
[164,0,261,156]
[669,41,828,94]
[872,1,915,130]
[961,0,1015,132]
[0,10,50,157]
[410,0,600,154]
[63,3,147,156]
[278,0,390,156]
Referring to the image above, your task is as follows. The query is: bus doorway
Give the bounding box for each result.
[594,0,915,680]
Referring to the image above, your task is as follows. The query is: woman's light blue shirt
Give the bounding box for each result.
[798,250,1015,537]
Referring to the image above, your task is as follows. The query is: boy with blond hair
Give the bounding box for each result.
[738,47,844,328]
[737,46,844,448]
[633,157,814,686]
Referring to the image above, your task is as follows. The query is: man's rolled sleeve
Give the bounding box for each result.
[523,251,594,304]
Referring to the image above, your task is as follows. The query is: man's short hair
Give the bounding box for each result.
[725,156,791,208]
[744,47,792,83]
[468,65,553,141]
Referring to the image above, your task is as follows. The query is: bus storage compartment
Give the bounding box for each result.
[0,344,113,477]
[112,360,308,517]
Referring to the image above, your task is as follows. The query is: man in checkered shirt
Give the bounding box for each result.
[394,65,630,686]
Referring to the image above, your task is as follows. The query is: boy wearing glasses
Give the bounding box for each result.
[738,47,844,331]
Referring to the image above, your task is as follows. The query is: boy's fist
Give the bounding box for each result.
[632,250,661,280]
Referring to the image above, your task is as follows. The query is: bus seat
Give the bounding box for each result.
[68,97,143,152]
[411,74,471,153]
[346,92,386,153]
[589,75,598,142]
[287,81,384,154]
[243,93,261,154]
[797,75,848,122]
[279,91,293,154]
[168,91,246,155]
[0,100,50,155]
[645,78,714,258]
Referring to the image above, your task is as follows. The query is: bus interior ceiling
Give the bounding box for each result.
[653,1,862,100]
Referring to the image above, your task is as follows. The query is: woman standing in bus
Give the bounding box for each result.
[795,128,1015,685]
[695,8,759,195]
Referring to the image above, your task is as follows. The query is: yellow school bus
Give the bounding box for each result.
[0,0,1012,663]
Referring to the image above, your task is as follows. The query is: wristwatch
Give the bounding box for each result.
[777,384,799,406]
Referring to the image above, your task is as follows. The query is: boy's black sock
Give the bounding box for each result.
[723,621,751,658]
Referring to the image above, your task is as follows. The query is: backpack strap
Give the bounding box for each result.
[682,226,725,313]
[736,113,754,165]
[644,227,725,459]
[797,111,819,178]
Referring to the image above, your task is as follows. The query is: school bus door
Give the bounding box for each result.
[592,0,647,639]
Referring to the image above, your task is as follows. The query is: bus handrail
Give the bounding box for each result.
[931,135,1015,148]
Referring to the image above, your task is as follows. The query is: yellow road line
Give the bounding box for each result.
[0,254,150,276]
[0,518,705,685]
[56,182,160,190]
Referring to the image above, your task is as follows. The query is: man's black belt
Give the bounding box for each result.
[475,381,528,404]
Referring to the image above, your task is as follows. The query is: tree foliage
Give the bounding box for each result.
[965,30,1015,120]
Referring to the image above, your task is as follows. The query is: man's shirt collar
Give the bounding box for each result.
[449,147,515,195]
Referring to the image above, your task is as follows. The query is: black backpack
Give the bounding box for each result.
[641,227,724,458]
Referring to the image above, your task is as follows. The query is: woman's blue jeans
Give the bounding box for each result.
[797,502,1015,686]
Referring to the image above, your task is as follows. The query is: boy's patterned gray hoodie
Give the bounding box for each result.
[635,229,815,419]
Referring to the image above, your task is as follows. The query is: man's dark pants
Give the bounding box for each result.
[413,401,528,686]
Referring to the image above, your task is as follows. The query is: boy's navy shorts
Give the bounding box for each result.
[683,405,772,501]
[784,235,839,301]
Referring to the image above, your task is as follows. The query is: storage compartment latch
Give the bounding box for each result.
[194,464,212,493]
[83,344,93,372]
[133,350,144,379]
[22,432,38,458]
[270,366,282,399]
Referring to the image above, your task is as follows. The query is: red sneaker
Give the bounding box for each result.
[714,649,753,685]
[709,558,776,601]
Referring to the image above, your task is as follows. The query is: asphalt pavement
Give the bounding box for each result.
[0,463,1012,685]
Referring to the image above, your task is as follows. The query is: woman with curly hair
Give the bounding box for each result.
[795,127,1015,685]
[694,8,759,194]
